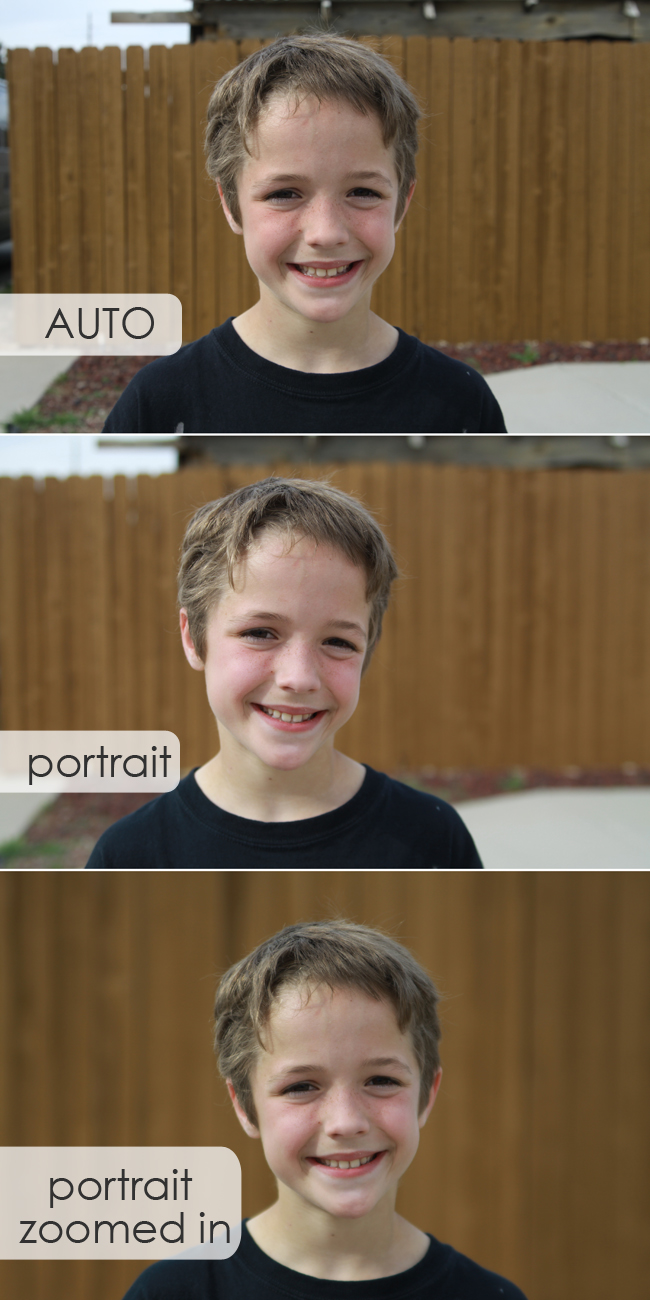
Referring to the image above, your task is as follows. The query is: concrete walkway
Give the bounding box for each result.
[0,355,75,427]
[486,362,650,433]
[0,792,55,845]
[459,788,650,870]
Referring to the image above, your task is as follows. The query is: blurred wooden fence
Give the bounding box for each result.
[7,38,650,343]
[1,870,648,1300]
[1,462,650,768]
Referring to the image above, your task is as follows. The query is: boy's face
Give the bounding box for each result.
[180,530,370,774]
[220,94,414,330]
[229,984,440,1224]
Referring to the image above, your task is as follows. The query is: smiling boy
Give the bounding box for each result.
[86,477,482,869]
[122,920,528,1298]
[104,35,506,433]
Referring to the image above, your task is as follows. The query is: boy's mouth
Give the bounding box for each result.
[307,1151,385,1176]
[288,261,362,286]
[252,702,325,728]
[313,1152,378,1168]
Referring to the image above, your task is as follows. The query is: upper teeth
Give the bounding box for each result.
[319,1154,375,1169]
[299,265,350,277]
[260,706,314,722]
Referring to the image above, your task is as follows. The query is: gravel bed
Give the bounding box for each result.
[1,765,648,869]
[5,338,650,432]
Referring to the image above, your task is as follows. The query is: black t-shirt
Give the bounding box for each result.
[122,1221,527,1299]
[103,319,506,433]
[85,765,482,870]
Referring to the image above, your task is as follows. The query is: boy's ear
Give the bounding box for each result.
[218,183,243,235]
[179,608,204,671]
[418,1067,442,1130]
[395,179,417,232]
[226,1081,260,1139]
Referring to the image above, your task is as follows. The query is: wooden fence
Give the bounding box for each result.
[1,870,648,1300]
[7,37,650,343]
[1,462,650,768]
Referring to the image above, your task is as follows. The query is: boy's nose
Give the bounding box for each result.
[301,197,348,247]
[322,1089,371,1136]
[274,640,321,692]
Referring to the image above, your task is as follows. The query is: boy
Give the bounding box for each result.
[104,34,506,433]
[86,476,482,869]
[122,919,527,1297]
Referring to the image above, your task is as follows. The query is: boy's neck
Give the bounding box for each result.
[232,299,399,374]
[247,1200,430,1282]
[195,744,366,822]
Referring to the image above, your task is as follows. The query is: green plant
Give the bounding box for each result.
[509,343,540,366]
[4,406,83,432]
[0,836,67,867]
[498,767,528,793]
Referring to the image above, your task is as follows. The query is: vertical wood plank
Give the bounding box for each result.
[608,42,633,340]
[539,42,567,341]
[473,41,499,341]
[517,42,544,338]
[586,41,611,339]
[630,43,650,339]
[78,47,104,292]
[494,42,521,340]
[125,46,149,293]
[425,38,451,342]
[99,47,126,293]
[7,50,37,292]
[562,40,589,341]
[403,36,431,341]
[170,44,195,339]
[148,47,173,295]
[448,40,475,343]
[56,48,83,291]
[33,48,58,292]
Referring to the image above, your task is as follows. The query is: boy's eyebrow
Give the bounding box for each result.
[254,170,395,189]
[268,1056,413,1082]
[362,1056,414,1074]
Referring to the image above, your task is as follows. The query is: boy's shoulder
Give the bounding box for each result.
[120,1230,528,1299]
[103,320,506,434]
[85,767,482,871]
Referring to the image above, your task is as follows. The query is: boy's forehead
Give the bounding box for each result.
[262,982,405,1048]
[231,529,368,590]
[245,92,396,174]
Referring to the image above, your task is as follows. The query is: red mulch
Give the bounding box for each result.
[8,337,650,431]
[21,354,159,433]
[430,337,650,375]
[2,765,648,869]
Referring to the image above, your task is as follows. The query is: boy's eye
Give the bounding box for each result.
[265,189,299,202]
[367,1075,402,1088]
[324,636,357,652]
[281,1081,317,1095]
[242,627,276,640]
[349,187,382,200]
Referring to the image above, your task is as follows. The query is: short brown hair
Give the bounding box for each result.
[213,919,442,1123]
[205,33,421,226]
[177,476,398,671]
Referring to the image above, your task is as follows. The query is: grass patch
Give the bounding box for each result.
[508,343,540,366]
[4,405,83,432]
[0,836,67,867]
[498,767,528,793]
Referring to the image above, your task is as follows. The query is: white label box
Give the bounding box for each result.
[0,1147,241,1260]
[0,731,180,794]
